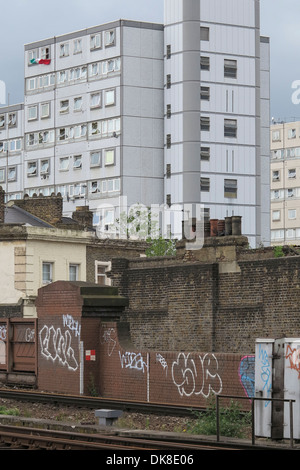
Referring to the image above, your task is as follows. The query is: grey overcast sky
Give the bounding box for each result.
[0,0,298,121]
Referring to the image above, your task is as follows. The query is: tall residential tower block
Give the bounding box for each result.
[164,0,270,246]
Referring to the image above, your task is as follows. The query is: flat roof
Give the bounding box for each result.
[24,19,164,50]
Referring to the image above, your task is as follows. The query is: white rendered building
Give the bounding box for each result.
[23,20,164,229]
[164,0,270,247]
[1,2,270,246]
[0,103,24,200]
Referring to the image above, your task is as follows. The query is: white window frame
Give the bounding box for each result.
[288,209,297,220]
[73,155,82,170]
[28,105,38,121]
[0,168,5,183]
[59,157,69,171]
[95,261,111,286]
[41,102,50,119]
[90,92,101,109]
[42,262,53,284]
[60,100,69,114]
[104,89,115,106]
[90,151,101,167]
[27,161,38,177]
[104,149,115,166]
[8,166,17,182]
[73,39,82,54]
[69,264,79,281]
[60,43,69,57]
[272,210,281,221]
[40,159,50,175]
[105,30,115,47]
[74,97,82,111]
[90,33,102,50]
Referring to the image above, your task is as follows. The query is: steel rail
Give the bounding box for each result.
[0,423,254,451]
[0,388,202,417]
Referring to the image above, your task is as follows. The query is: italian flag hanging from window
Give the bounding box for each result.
[30,58,51,65]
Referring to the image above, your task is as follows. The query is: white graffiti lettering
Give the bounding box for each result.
[25,328,35,342]
[39,325,79,371]
[171,352,222,398]
[156,353,168,374]
[100,327,116,356]
[119,351,148,373]
[63,314,81,338]
[0,326,7,342]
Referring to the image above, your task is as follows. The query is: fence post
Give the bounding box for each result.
[216,395,220,442]
[251,399,255,446]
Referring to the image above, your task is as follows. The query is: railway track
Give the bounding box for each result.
[0,388,202,417]
[0,423,270,451]
[0,388,294,451]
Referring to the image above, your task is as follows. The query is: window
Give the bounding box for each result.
[90,33,102,50]
[166,194,171,207]
[27,161,37,177]
[59,157,69,171]
[288,169,296,179]
[166,104,171,118]
[41,102,50,118]
[69,264,79,281]
[42,262,53,284]
[73,155,82,169]
[166,44,171,59]
[200,178,210,192]
[104,89,115,106]
[74,97,82,111]
[8,113,17,127]
[40,159,50,175]
[90,93,101,108]
[90,181,101,193]
[8,167,16,182]
[201,147,210,161]
[224,179,237,198]
[224,59,237,78]
[200,117,210,131]
[272,170,280,181]
[59,128,68,140]
[90,151,101,167]
[95,261,111,285]
[200,56,210,71]
[105,30,115,47]
[200,86,210,101]
[200,27,209,41]
[166,134,171,148]
[0,115,4,128]
[60,43,69,57]
[104,149,115,166]
[224,119,237,138]
[60,100,69,113]
[272,210,281,221]
[288,209,296,220]
[28,105,38,121]
[166,163,171,178]
[271,230,284,241]
[166,74,171,88]
[0,169,5,183]
[288,128,296,139]
[41,47,50,60]
[272,130,281,142]
[73,39,82,54]
[288,188,295,198]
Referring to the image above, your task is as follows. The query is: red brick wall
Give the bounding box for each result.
[36,282,83,394]
[99,322,254,410]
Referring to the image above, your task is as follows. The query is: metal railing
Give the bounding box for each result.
[216,394,296,448]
